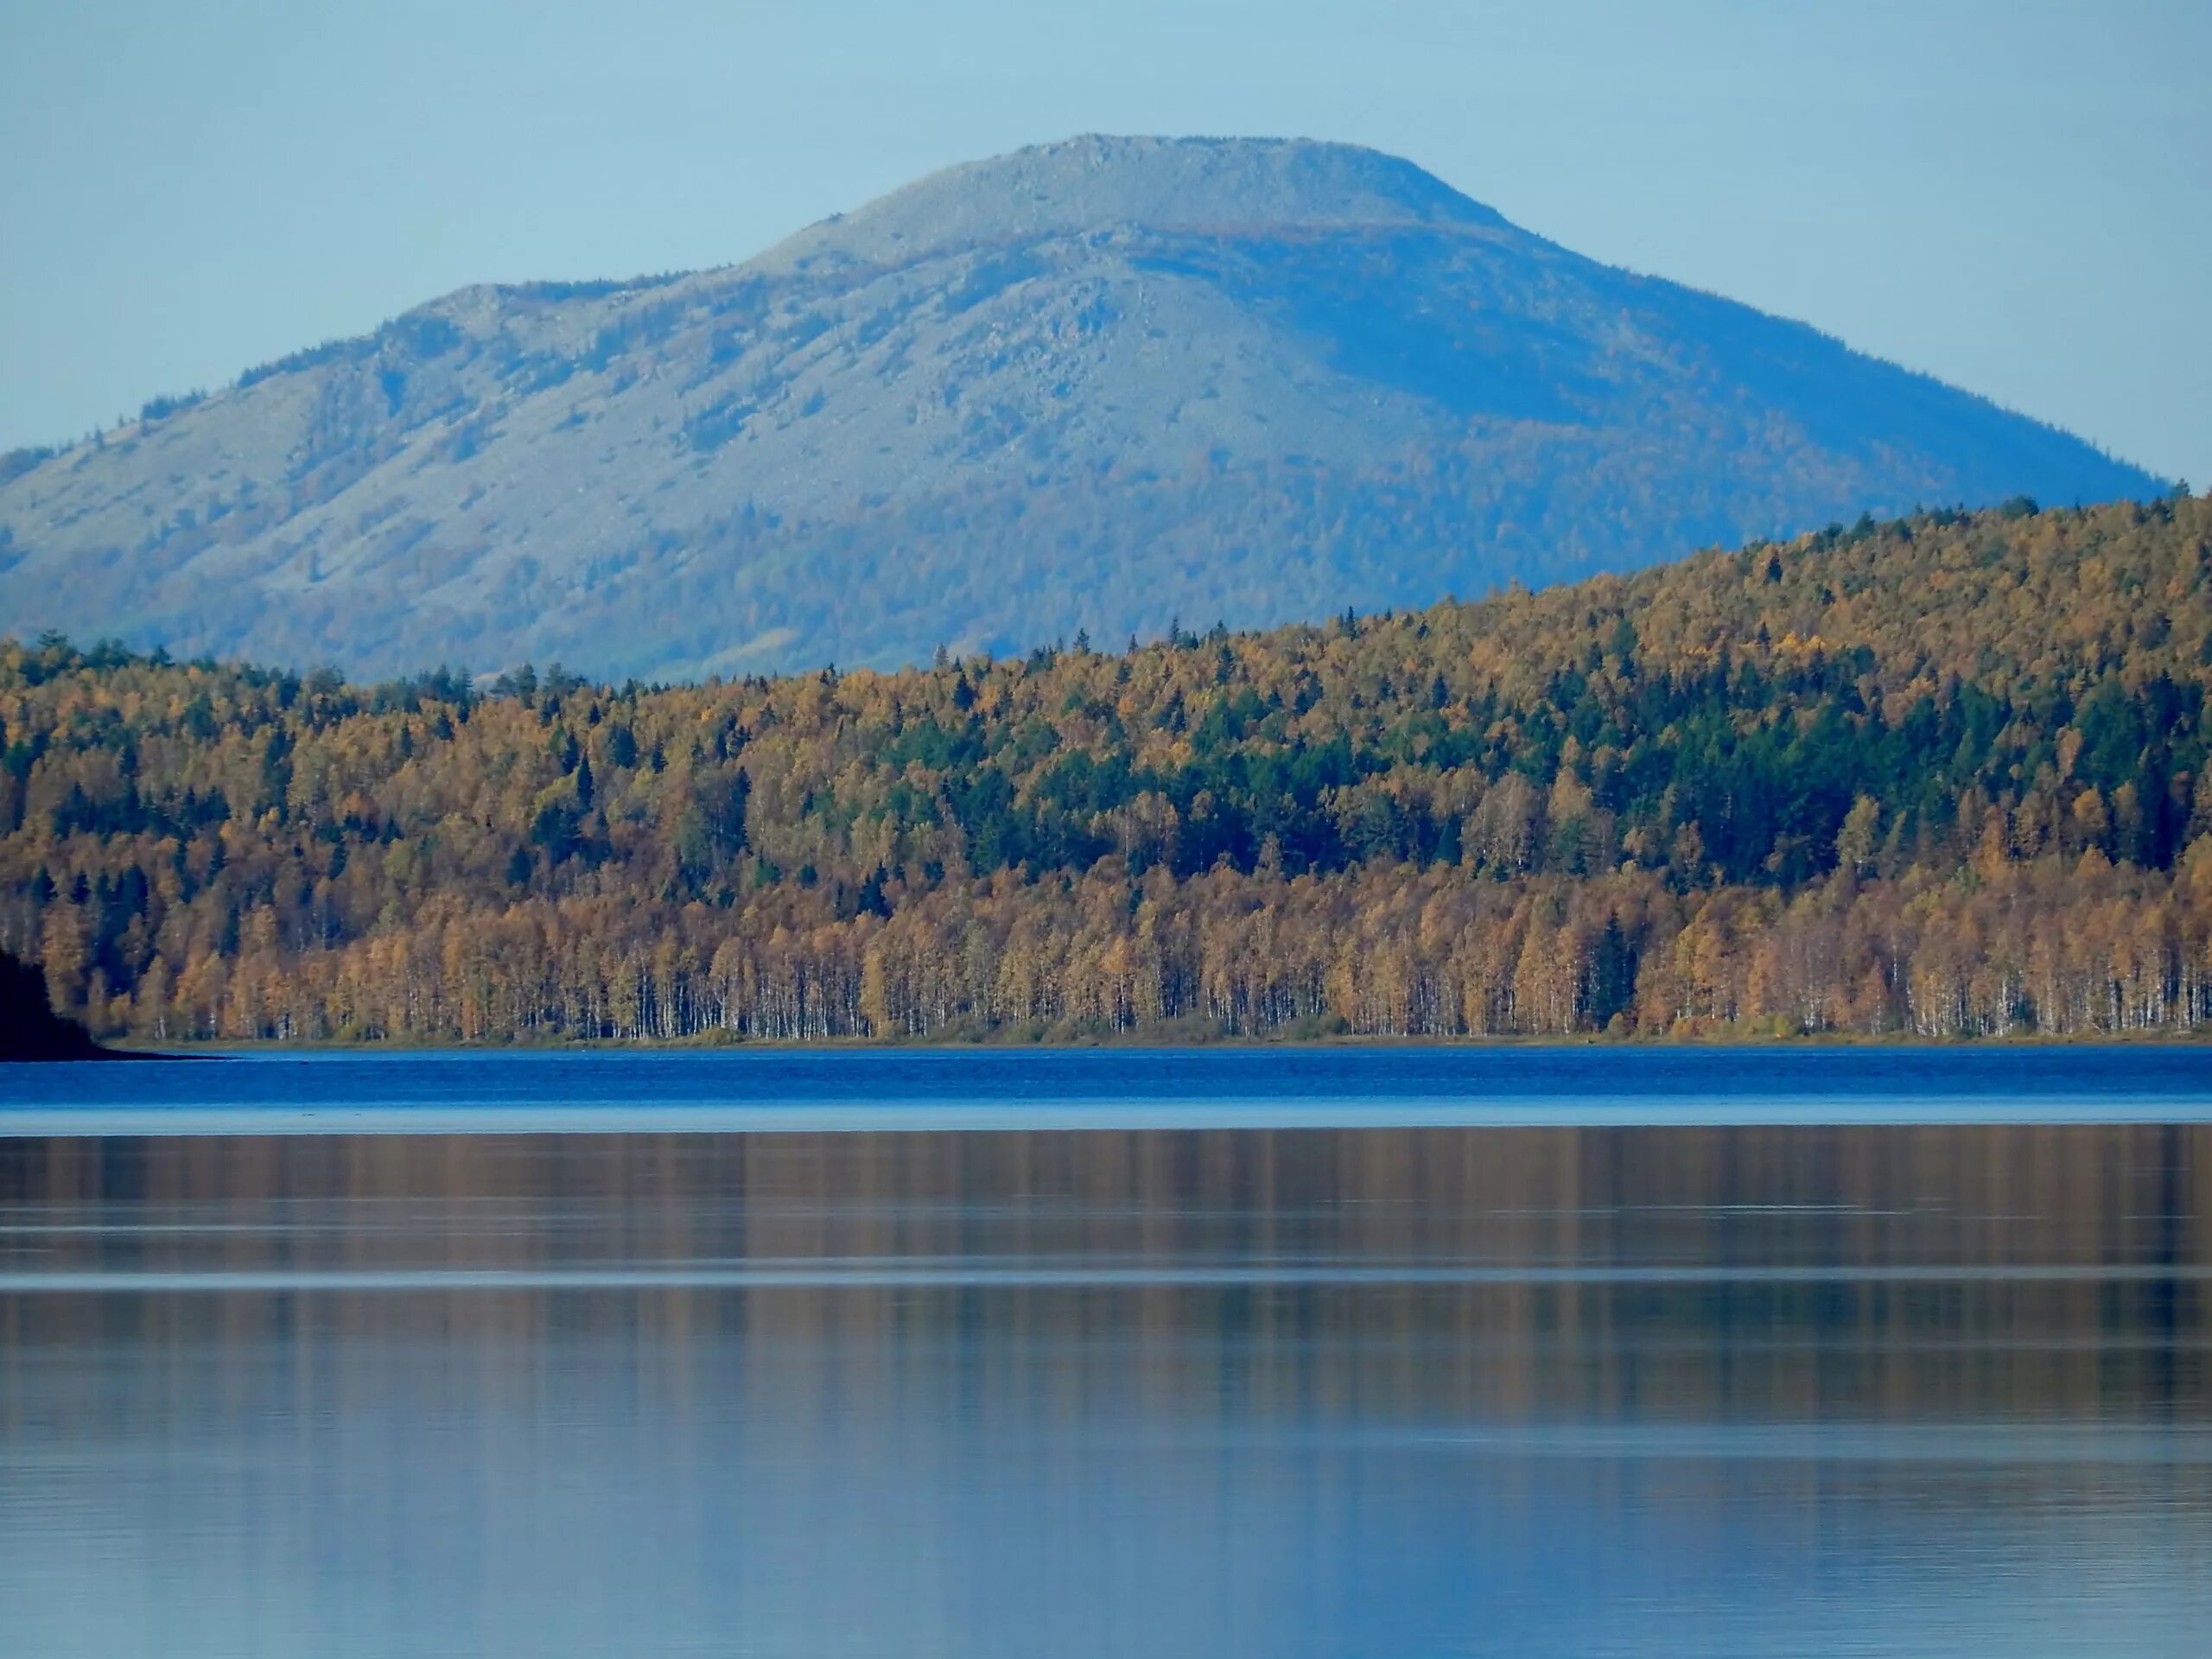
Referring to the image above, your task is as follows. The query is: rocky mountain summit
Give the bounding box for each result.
[0,136,2163,679]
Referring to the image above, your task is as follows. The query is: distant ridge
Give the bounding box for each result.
[7,498,2211,1046]
[0,135,2164,680]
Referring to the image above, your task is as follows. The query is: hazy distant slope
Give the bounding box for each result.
[0,136,2163,680]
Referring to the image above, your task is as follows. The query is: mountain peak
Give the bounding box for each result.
[762,134,1510,269]
[0,136,2164,682]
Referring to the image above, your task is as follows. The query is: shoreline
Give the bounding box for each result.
[79,1028,2212,1056]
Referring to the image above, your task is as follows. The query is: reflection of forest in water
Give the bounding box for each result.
[6,1124,2207,1436]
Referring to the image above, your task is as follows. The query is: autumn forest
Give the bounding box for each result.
[4,494,2209,1046]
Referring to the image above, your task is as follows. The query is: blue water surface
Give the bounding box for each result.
[3,1043,2209,1132]
[3,1050,2209,1656]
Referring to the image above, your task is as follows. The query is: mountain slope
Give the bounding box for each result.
[0,135,2164,681]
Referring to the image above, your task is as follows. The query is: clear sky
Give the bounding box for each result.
[3,0,2204,485]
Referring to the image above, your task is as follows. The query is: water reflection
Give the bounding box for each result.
[3,1124,2209,1656]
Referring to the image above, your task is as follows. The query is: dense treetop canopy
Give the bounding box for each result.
[3,495,2208,1042]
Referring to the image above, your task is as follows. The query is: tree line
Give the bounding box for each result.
[3,494,2208,1043]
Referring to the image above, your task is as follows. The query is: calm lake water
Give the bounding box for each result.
[3,1048,2209,1656]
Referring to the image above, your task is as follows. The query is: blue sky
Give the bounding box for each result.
[3,0,2204,484]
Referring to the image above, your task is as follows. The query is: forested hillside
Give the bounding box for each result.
[3,496,2209,1044]
[0,136,2161,681]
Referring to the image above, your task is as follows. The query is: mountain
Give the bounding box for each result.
[5,497,2209,1042]
[0,135,2164,682]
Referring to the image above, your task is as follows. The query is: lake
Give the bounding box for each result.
[3,1047,2209,1656]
